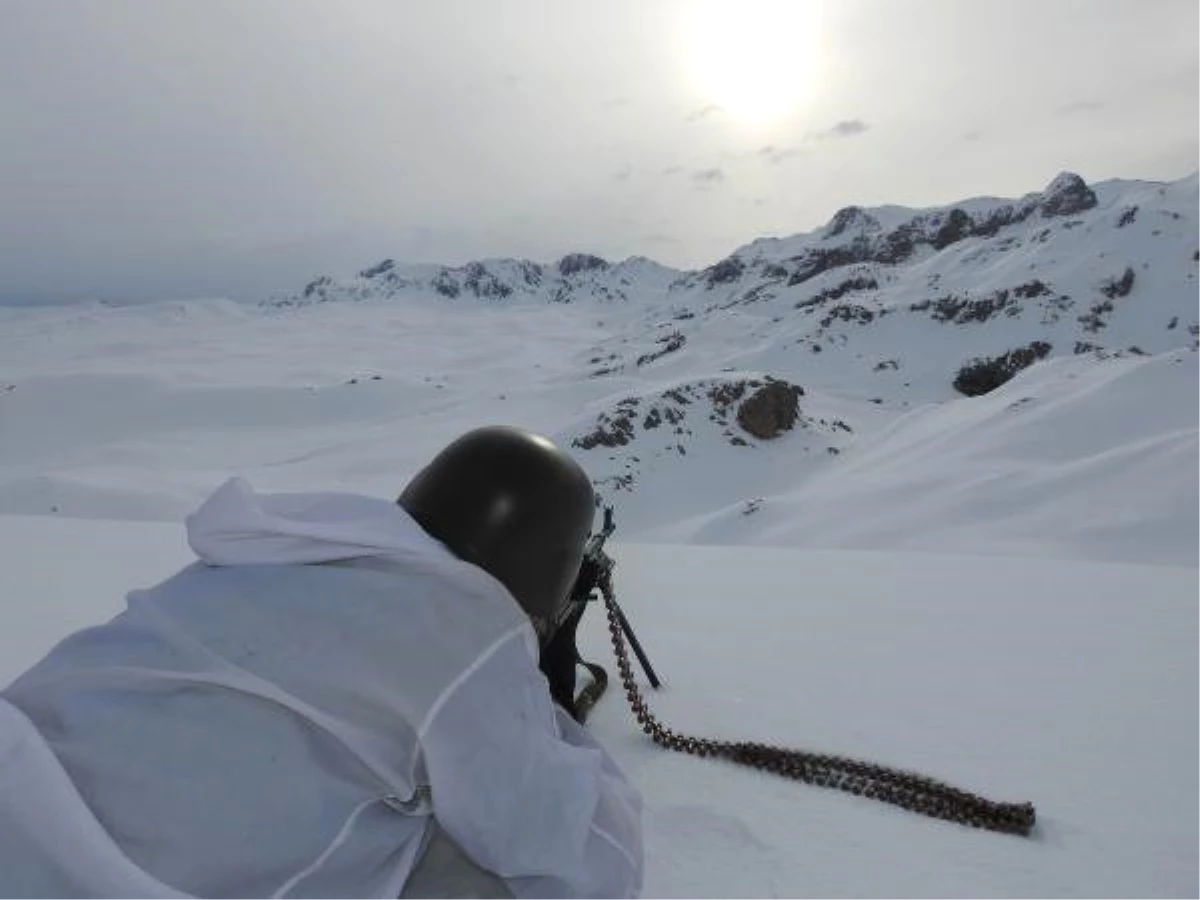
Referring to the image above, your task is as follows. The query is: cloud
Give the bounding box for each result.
[963,129,985,142]
[691,168,725,187]
[809,120,870,141]
[759,145,803,164]
[661,165,684,176]
[601,96,631,110]
[686,103,724,123]
[612,163,634,182]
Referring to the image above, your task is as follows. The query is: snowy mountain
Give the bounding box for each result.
[0,170,1196,897]
[245,172,1198,560]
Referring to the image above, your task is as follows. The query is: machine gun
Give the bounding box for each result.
[543,505,1035,835]
[541,506,660,721]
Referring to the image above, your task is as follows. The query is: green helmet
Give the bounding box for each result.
[398,426,595,641]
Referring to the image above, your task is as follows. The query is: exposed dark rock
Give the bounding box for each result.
[708,380,750,411]
[1168,316,1179,330]
[520,261,545,287]
[787,246,869,286]
[795,276,878,309]
[303,276,332,299]
[636,331,686,366]
[359,259,395,279]
[763,264,789,279]
[736,379,804,439]
[932,208,974,250]
[705,256,746,286]
[730,283,778,306]
[573,400,639,450]
[1100,267,1135,299]
[971,205,1031,238]
[927,290,1016,324]
[953,342,1052,396]
[432,271,461,298]
[825,206,879,238]
[1116,207,1138,228]
[1038,172,1097,218]
[462,262,513,299]
[1078,300,1114,333]
[1035,291,1075,324]
[820,304,875,328]
[559,253,609,276]
[875,226,917,264]
[1012,279,1052,299]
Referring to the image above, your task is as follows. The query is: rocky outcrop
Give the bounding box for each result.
[359,259,396,279]
[433,261,545,300]
[269,172,1132,318]
[1038,172,1098,218]
[787,246,871,286]
[824,206,880,238]
[795,276,878,309]
[736,380,804,439]
[953,342,1052,396]
[1100,267,1136,299]
[559,253,609,277]
[932,209,974,250]
[705,256,746,287]
[635,332,686,367]
[572,397,640,449]
[302,275,332,299]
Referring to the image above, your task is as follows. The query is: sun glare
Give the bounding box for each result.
[684,0,823,125]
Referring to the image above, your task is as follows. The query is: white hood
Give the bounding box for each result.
[4,476,644,898]
[186,477,456,566]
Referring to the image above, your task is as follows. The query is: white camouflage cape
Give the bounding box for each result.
[0,478,643,898]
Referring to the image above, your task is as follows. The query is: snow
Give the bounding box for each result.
[1,520,1194,897]
[0,171,1196,896]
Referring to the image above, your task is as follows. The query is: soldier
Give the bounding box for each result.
[0,426,643,898]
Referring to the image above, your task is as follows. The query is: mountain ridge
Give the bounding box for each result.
[268,172,1197,310]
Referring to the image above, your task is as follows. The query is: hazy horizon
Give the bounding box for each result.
[2,0,1196,305]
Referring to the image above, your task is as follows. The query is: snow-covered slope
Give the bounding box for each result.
[642,350,1197,565]
[0,517,1194,897]
[2,172,1195,561]
[0,170,1196,895]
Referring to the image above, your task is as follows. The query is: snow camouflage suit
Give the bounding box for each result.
[0,478,644,898]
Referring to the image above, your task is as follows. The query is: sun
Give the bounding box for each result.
[683,0,823,125]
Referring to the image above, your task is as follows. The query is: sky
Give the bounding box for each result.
[1,0,1196,305]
